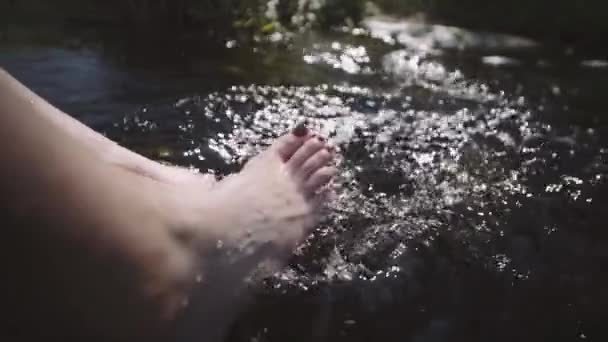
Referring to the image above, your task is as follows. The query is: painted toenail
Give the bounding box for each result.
[292,123,308,137]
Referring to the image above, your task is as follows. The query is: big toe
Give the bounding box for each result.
[271,126,313,161]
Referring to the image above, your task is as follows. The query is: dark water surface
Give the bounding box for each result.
[2,19,608,341]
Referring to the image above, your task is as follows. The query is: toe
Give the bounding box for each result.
[297,148,333,181]
[288,137,326,171]
[272,131,313,161]
[303,166,336,195]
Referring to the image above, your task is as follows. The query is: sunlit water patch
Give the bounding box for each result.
[106,48,608,339]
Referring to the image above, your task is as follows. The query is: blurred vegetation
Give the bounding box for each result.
[1,0,607,49]
[0,0,366,40]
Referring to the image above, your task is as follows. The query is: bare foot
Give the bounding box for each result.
[195,128,335,257]
[171,127,336,341]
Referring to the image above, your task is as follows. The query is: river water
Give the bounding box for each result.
[2,18,608,341]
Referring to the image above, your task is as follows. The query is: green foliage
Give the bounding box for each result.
[106,0,369,39]
[230,0,367,33]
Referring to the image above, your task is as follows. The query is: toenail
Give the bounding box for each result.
[292,123,308,137]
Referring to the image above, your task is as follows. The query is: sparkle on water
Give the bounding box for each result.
[105,23,607,337]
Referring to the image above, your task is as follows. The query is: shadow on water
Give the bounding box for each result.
[2,17,608,342]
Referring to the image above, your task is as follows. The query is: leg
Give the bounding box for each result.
[0,69,215,187]
[0,68,336,340]
[0,68,197,340]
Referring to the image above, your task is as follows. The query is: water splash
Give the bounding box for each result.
[98,17,608,342]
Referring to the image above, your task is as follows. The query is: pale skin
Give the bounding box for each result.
[0,68,336,341]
